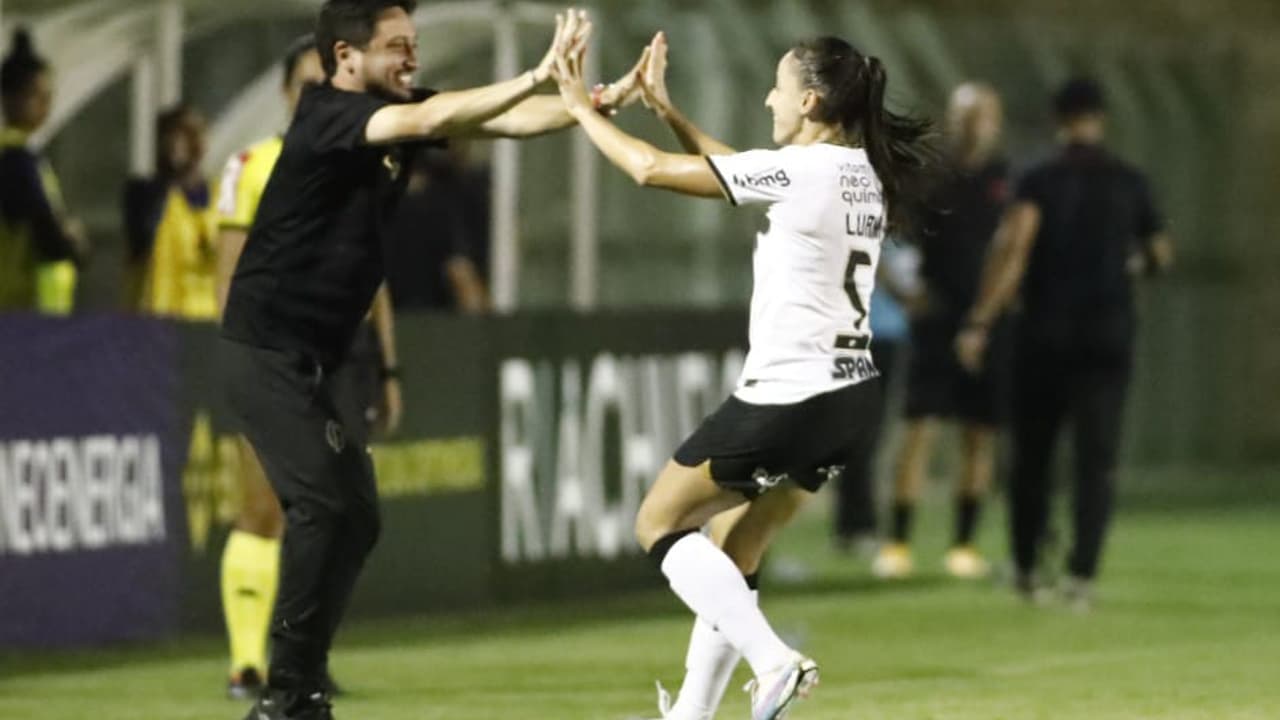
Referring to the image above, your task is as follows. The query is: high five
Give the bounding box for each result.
[552,23,936,720]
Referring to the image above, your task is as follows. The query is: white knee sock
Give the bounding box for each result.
[660,533,792,678]
[667,590,756,720]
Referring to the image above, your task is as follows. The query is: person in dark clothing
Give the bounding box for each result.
[383,143,491,312]
[875,83,1011,580]
[0,27,87,312]
[219,5,637,719]
[956,77,1174,611]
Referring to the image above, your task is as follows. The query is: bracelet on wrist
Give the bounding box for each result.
[590,83,618,117]
[380,366,402,381]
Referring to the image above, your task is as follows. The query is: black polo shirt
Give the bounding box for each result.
[1014,142,1164,356]
[222,83,439,368]
[918,157,1009,313]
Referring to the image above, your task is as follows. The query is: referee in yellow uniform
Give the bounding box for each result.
[213,35,403,700]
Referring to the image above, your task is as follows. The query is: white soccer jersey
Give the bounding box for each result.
[707,143,886,405]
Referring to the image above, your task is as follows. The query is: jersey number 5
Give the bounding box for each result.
[835,250,873,351]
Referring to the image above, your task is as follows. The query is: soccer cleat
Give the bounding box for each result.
[227,667,265,701]
[871,543,914,579]
[241,690,333,720]
[943,546,991,579]
[744,653,819,720]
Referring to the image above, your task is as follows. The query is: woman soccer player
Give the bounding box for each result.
[552,30,935,720]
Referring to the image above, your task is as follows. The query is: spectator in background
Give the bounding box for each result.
[874,83,1011,580]
[832,241,919,555]
[123,103,217,319]
[384,142,490,313]
[0,27,88,313]
[956,77,1174,610]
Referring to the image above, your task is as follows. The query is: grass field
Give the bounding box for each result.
[2,497,1277,720]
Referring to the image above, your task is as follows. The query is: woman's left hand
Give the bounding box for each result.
[551,11,593,114]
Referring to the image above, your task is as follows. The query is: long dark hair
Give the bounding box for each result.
[791,37,939,235]
[1,27,47,98]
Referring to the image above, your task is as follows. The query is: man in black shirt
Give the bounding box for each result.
[220,4,634,718]
[956,77,1173,611]
[874,83,1011,581]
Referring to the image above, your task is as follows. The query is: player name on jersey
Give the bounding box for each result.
[0,434,167,556]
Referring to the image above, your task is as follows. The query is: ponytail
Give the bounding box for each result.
[792,38,939,237]
[1,27,47,98]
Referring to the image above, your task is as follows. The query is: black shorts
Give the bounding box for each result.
[674,380,882,499]
[905,311,1012,426]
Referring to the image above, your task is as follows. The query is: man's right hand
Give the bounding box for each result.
[535,8,590,87]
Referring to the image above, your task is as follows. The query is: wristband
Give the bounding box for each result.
[380,366,402,381]
[591,83,617,117]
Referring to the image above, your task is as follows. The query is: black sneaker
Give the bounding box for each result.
[241,690,333,720]
[227,667,265,701]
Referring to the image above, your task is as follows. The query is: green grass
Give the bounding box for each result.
[2,499,1278,720]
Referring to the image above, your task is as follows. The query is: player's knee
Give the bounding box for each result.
[239,495,284,537]
[634,510,665,553]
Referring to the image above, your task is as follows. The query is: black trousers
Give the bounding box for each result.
[1009,342,1131,580]
[834,338,901,539]
[222,337,380,694]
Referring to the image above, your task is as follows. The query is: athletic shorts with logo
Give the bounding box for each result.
[675,380,882,499]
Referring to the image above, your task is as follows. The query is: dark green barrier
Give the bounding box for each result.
[174,310,748,630]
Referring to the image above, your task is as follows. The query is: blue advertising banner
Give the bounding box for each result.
[0,314,187,648]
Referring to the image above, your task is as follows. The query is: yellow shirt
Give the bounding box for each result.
[0,127,77,313]
[216,135,283,232]
[137,183,218,320]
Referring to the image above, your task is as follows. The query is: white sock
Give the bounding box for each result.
[660,533,792,677]
[667,590,755,720]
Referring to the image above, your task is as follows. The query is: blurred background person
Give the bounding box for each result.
[831,239,919,556]
[0,27,88,313]
[384,142,490,313]
[956,77,1174,610]
[123,103,216,318]
[212,35,402,700]
[874,83,1011,580]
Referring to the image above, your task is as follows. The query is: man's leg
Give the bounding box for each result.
[1009,352,1068,593]
[1066,363,1131,586]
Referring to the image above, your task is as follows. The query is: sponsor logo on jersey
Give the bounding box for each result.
[733,167,791,190]
[831,354,879,382]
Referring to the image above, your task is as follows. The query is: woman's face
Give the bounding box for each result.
[765,52,811,146]
[8,69,53,131]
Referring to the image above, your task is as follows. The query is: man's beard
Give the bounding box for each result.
[367,73,412,103]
